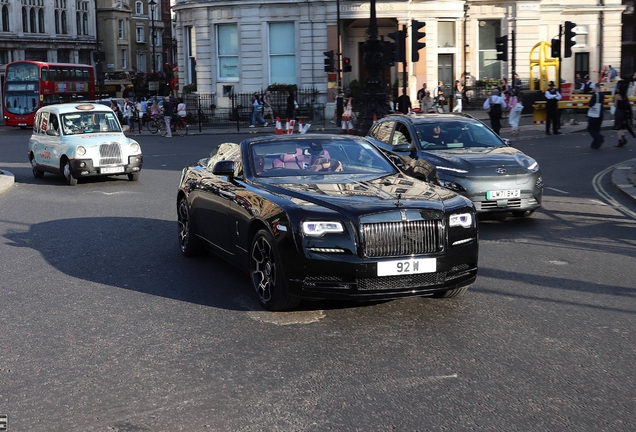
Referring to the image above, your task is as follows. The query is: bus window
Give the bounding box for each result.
[41,67,49,81]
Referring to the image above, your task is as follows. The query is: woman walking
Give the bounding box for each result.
[452,80,464,113]
[507,89,523,136]
[613,79,635,147]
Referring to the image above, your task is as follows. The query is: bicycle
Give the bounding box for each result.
[147,115,164,134]
[171,116,189,137]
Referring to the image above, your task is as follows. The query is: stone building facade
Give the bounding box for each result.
[171,0,626,109]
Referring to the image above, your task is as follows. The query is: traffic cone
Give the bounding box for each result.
[275,117,283,134]
[297,118,303,134]
[287,119,295,134]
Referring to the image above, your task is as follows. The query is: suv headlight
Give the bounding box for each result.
[302,221,344,236]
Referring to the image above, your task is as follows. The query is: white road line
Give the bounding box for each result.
[546,187,570,194]
[592,163,636,220]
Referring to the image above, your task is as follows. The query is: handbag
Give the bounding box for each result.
[587,103,601,118]
[610,103,616,116]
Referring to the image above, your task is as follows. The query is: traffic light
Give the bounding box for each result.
[343,57,352,73]
[411,20,426,62]
[564,21,577,58]
[383,38,395,67]
[387,30,405,63]
[323,50,335,73]
[550,38,561,58]
[495,35,508,62]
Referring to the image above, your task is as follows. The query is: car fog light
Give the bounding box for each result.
[80,162,86,167]
[132,166,140,171]
[81,171,89,175]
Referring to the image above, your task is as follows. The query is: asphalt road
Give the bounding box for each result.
[0,127,635,431]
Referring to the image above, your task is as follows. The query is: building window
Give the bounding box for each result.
[217,24,238,79]
[135,0,142,15]
[0,50,9,64]
[136,52,146,72]
[574,25,588,47]
[2,4,10,32]
[76,0,88,35]
[38,8,44,32]
[186,26,196,84]
[438,21,456,48]
[136,26,144,43]
[118,19,124,39]
[121,49,127,69]
[478,20,501,80]
[61,10,67,33]
[269,22,296,85]
[22,7,27,32]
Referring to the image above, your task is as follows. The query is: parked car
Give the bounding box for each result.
[367,113,543,217]
[28,102,143,185]
[177,135,479,311]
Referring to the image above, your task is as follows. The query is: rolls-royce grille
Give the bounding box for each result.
[100,143,123,165]
[361,220,443,258]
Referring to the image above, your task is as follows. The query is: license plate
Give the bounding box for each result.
[486,189,520,200]
[377,258,436,277]
[18,123,27,127]
[101,166,125,174]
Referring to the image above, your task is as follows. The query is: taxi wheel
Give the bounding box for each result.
[31,158,44,178]
[128,173,140,181]
[63,160,78,186]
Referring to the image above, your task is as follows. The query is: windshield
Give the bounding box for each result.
[415,120,504,150]
[251,139,397,177]
[60,111,122,135]
[4,90,39,115]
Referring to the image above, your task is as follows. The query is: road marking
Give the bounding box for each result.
[546,187,570,194]
[593,163,636,220]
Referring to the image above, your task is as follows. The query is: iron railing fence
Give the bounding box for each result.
[182,89,326,131]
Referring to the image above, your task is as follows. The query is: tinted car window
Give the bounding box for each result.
[373,121,395,143]
[415,120,503,149]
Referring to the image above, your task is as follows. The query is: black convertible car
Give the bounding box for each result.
[177,135,478,311]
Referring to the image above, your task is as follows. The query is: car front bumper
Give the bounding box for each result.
[70,155,143,177]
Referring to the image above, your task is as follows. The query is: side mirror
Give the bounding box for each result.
[46,129,59,137]
[212,160,235,177]
[392,143,412,153]
[502,138,511,146]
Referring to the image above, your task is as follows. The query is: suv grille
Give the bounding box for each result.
[361,220,444,258]
[100,143,123,165]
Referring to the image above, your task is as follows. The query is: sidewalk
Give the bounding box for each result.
[1,112,635,205]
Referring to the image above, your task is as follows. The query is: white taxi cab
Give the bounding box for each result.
[28,103,143,185]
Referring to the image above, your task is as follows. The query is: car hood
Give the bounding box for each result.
[424,146,537,175]
[62,133,132,146]
[262,173,466,215]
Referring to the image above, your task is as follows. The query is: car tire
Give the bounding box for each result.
[177,196,204,257]
[127,173,140,181]
[63,160,78,186]
[31,158,44,178]
[433,285,469,298]
[511,210,535,218]
[250,229,300,311]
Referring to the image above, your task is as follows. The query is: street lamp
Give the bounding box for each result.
[149,0,157,73]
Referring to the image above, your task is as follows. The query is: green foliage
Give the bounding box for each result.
[183,83,197,94]
[267,83,298,93]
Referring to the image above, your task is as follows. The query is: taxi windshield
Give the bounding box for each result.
[60,112,122,135]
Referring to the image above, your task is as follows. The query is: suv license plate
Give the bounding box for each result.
[486,189,520,200]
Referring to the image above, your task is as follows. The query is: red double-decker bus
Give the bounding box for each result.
[3,60,96,128]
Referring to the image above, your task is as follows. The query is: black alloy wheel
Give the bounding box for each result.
[177,196,204,256]
[250,229,300,311]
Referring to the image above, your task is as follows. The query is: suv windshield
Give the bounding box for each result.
[60,112,122,135]
[415,120,504,150]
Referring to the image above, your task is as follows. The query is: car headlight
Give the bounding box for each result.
[302,221,344,236]
[449,213,473,228]
[438,179,467,192]
[77,146,86,156]
[130,142,140,153]
[436,165,468,174]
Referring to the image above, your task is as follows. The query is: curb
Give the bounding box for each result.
[0,170,15,194]
[611,159,636,205]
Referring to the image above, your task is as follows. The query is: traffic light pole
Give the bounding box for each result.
[401,24,407,101]
[558,24,562,91]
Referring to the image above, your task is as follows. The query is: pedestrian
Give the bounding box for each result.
[396,88,412,114]
[150,98,161,117]
[433,81,446,113]
[608,65,618,81]
[507,88,523,136]
[574,73,585,93]
[111,100,122,123]
[177,98,187,128]
[416,83,427,110]
[581,75,595,93]
[286,90,296,124]
[482,88,507,136]
[452,79,464,113]
[612,79,635,147]
[341,90,354,134]
[162,96,174,137]
[135,99,144,134]
[263,90,275,123]
[122,98,134,130]
[249,92,267,128]
[422,91,434,113]
[387,94,395,114]
[513,72,523,94]
[586,83,605,149]
[544,81,562,135]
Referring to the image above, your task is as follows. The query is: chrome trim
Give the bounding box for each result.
[360,220,444,258]
[99,142,123,166]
